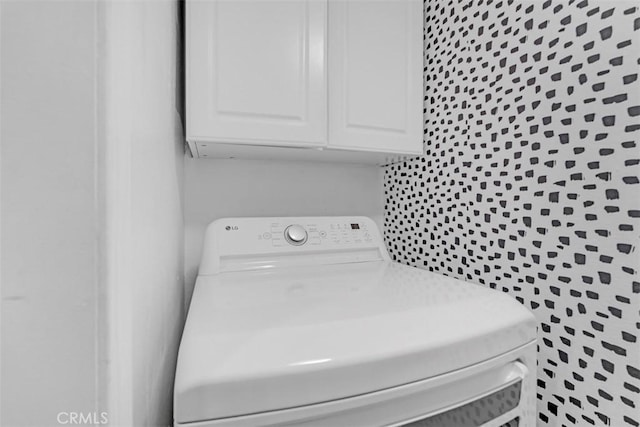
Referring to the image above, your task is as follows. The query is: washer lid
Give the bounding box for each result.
[174,261,536,424]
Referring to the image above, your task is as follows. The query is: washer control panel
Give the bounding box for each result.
[206,217,378,251]
[200,217,387,274]
[268,220,373,247]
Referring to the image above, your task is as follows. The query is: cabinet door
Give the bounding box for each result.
[328,0,422,154]
[187,0,327,146]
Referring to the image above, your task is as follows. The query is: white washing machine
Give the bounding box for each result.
[174,217,537,427]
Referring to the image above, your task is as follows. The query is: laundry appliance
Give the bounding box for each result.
[174,217,537,427]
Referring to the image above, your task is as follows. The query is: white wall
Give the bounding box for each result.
[184,159,384,299]
[1,1,184,426]
[100,1,184,426]
[1,1,102,425]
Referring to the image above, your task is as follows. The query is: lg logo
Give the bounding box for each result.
[225,225,238,231]
[57,412,108,425]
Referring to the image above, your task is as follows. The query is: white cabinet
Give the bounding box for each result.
[187,0,327,145]
[187,0,423,164]
[328,1,423,154]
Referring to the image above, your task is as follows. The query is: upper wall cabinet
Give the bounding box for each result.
[328,1,422,154]
[186,0,423,164]
[187,1,327,145]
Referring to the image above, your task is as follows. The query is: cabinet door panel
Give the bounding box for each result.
[328,0,422,154]
[188,0,327,145]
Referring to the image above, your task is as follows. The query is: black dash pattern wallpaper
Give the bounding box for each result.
[384,0,640,426]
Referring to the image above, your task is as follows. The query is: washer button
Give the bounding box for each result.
[284,225,308,246]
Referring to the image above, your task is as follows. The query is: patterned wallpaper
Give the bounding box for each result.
[384,0,640,426]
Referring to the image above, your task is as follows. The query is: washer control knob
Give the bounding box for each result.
[284,225,308,246]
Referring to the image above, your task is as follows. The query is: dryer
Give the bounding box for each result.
[174,217,537,427]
